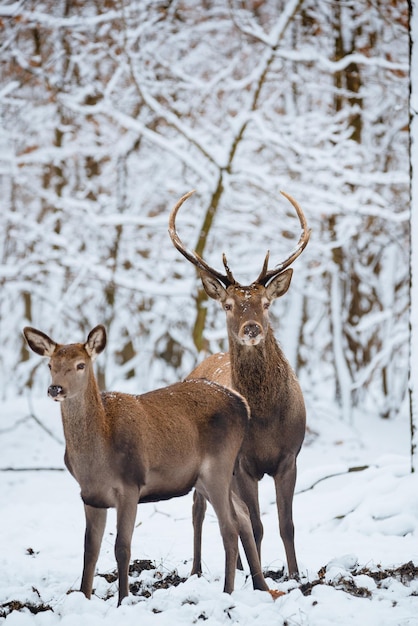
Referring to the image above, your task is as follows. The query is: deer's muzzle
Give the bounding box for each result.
[240,322,263,345]
[48,385,64,401]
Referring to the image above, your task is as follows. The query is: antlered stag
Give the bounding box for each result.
[169,190,310,578]
[23,324,271,605]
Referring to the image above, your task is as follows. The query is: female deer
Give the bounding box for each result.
[23,324,272,604]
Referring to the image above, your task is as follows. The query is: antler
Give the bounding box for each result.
[256,191,311,286]
[168,190,236,287]
[169,189,310,288]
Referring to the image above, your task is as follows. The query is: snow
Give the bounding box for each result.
[1,396,417,625]
[0,1,415,624]
[410,0,418,471]
[0,0,410,420]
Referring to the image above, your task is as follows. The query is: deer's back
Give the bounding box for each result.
[98,379,249,504]
[188,353,232,387]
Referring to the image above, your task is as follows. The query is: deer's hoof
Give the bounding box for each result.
[268,589,286,600]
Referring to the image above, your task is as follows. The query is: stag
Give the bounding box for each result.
[169,190,310,579]
[23,324,272,605]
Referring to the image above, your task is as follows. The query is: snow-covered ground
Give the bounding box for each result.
[1,395,417,625]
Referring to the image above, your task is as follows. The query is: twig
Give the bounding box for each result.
[0,467,65,472]
[26,395,64,444]
[296,465,371,494]
[28,412,64,445]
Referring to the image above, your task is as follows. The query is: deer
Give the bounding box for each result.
[168,189,310,580]
[23,324,274,605]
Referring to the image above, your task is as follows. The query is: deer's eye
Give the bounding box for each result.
[77,363,85,371]
[263,302,270,310]
[224,303,232,311]
[48,363,51,370]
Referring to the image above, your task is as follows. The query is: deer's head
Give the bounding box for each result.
[23,325,106,401]
[169,191,310,347]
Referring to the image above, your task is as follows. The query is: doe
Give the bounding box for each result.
[169,190,310,579]
[23,324,271,604]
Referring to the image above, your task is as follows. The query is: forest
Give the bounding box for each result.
[0,0,410,426]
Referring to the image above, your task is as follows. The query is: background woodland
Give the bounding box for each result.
[0,0,410,425]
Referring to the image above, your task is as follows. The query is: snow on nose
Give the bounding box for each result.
[48,385,64,399]
[243,323,262,339]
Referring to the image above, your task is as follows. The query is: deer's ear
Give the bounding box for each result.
[23,327,57,357]
[265,268,293,301]
[200,271,228,302]
[85,325,106,360]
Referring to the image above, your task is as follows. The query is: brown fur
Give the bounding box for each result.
[168,190,310,579]
[187,279,306,577]
[23,325,270,604]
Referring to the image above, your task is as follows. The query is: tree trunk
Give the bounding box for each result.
[409,0,418,473]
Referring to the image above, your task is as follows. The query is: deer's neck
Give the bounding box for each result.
[229,326,289,417]
[60,380,109,474]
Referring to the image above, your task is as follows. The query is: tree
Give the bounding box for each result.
[410,0,418,472]
[0,1,410,429]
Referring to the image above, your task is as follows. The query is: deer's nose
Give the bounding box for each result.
[48,385,64,399]
[243,323,262,339]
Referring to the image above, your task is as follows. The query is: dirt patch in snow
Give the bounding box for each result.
[1,561,417,618]
[266,561,418,599]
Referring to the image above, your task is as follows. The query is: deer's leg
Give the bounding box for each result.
[274,454,298,578]
[115,496,138,605]
[233,471,263,560]
[80,505,107,599]
[196,482,239,594]
[231,493,269,592]
[213,493,240,595]
[191,489,207,576]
